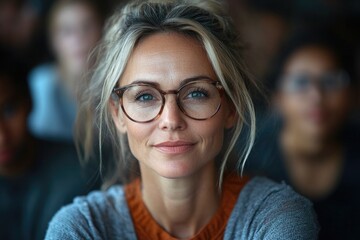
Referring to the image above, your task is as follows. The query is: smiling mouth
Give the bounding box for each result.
[153,141,195,154]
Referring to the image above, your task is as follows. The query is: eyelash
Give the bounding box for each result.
[134,90,157,101]
[185,87,209,97]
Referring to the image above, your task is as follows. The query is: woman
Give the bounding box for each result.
[28,0,103,141]
[246,31,360,239]
[46,1,318,239]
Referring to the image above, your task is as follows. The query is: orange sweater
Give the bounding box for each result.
[125,175,249,240]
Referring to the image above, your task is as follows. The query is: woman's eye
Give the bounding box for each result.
[288,76,309,91]
[185,88,208,99]
[188,91,205,98]
[136,93,155,101]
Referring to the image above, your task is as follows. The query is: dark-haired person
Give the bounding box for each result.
[0,53,99,240]
[246,30,360,239]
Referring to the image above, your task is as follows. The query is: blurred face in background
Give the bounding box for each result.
[50,1,102,75]
[276,45,351,139]
[0,77,30,171]
[0,1,39,49]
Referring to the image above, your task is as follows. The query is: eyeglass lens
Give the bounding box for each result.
[120,81,222,122]
[281,71,349,93]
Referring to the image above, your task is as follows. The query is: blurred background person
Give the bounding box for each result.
[28,0,104,141]
[0,50,99,240]
[0,0,50,71]
[245,30,360,239]
[225,0,360,119]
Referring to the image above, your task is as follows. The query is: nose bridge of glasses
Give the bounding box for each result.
[162,90,182,111]
[304,80,327,99]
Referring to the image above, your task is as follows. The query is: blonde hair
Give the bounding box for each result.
[76,0,258,188]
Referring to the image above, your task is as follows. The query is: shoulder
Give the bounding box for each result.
[45,185,136,239]
[225,177,318,240]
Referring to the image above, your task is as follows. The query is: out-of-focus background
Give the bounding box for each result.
[1,0,359,121]
[0,0,359,239]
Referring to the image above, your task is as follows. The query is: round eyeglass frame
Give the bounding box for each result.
[279,70,350,94]
[112,80,224,123]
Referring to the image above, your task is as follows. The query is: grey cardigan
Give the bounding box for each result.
[45,177,318,239]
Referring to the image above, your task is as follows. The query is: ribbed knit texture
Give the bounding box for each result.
[125,175,249,239]
[45,177,319,240]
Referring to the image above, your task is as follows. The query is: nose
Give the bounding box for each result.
[307,83,324,104]
[158,95,186,131]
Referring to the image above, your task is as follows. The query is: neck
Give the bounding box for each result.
[281,126,344,199]
[140,163,220,239]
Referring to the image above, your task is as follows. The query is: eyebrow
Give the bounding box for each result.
[130,75,216,88]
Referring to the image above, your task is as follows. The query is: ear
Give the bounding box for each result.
[109,100,127,133]
[224,103,237,129]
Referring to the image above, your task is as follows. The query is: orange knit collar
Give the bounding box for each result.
[125,174,249,240]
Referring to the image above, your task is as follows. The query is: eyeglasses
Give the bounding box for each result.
[112,79,224,123]
[280,70,349,94]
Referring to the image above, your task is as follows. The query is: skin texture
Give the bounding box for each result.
[0,77,32,177]
[111,32,236,238]
[51,2,102,83]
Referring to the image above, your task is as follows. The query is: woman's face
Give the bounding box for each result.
[111,33,236,179]
[277,46,351,138]
[51,2,102,74]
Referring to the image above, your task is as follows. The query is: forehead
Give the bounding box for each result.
[284,46,338,75]
[120,32,217,87]
[53,2,96,24]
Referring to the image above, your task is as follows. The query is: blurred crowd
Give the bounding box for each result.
[0,0,359,239]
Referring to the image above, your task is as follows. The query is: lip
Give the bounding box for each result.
[306,109,327,124]
[153,141,196,154]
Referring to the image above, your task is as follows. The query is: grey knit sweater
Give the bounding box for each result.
[45,177,318,239]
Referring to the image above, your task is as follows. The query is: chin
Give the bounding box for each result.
[150,161,198,180]
[303,125,331,139]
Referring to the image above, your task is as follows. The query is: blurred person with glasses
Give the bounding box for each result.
[245,29,360,240]
[45,1,318,239]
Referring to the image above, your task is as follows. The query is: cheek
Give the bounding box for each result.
[326,92,350,113]
[325,92,350,123]
[196,118,225,152]
[124,123,153,157]
[54,35,72,58]
[279,95,304,120]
